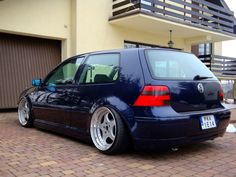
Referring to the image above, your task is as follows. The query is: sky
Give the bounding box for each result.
[222,0,236,57]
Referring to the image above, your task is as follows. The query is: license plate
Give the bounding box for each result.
[200,115,217,130]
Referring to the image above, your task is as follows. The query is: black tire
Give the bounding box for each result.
[18,98,34,128]
[90,106,131,155]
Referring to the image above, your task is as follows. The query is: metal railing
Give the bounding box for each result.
[112,0,236,35]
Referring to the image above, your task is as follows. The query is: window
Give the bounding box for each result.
[152,60,185,78]
[79,54,120,84]
[198,43,212,56]
[45,57,83,85]
[124,41,181,50]
[145,50,215,80]
[124,42,137,49]
[124,41,157,48]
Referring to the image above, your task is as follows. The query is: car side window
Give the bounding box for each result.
[45,57,83,85]
[79,54,120,84]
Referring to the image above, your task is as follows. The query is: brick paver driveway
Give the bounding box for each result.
[1,112,236,177]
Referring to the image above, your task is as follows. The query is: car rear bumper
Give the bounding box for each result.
[132,108,230,149]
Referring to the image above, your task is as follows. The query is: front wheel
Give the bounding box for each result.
[90,106,130,154]
[18,98,33,127]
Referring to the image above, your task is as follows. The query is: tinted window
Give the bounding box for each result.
[145,50,216,80]
[45,57,83,85]
[79,54,119,84]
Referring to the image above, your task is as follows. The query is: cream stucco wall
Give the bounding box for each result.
[0,0,228,59]
[74,0,190,55]
[213,42,222,55]
[0,0,71,59]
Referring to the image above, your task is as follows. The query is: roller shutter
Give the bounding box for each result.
[0,33,61,108]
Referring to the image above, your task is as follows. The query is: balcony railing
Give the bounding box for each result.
[112,0,236,35]
[199,54,236,77]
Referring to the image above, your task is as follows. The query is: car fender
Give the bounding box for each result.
[18,87,35,105]
[90,96,136,134]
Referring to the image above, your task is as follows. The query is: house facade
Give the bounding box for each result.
[0,0,236,108]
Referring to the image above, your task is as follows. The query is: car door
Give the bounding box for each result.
[32,56,84,128]
[69,53,120,136]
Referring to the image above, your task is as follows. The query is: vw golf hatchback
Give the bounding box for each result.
[18,48,230,154]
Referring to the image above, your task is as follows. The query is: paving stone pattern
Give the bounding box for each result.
[0,112,236,177]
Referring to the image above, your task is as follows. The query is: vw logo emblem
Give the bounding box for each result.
[197,83,204,93]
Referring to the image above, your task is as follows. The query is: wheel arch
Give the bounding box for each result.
[89,96,136,140]
[17,87,35,105]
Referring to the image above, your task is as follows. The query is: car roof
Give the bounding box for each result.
[74,47,183,57]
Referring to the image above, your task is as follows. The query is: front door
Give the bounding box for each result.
[32,56,84,128]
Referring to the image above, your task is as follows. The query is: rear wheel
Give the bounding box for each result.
[18,98,33,127]
[90,106,130,154]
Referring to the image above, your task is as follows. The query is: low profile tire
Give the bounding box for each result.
[90,106,130,154]
[18,98,33,127]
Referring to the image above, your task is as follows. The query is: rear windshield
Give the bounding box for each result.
[145,50,216,80]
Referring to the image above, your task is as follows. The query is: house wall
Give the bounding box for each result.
[0,0,227,59]
[213,42,222,55]
[0,0,71,59]
[74,0,190,55]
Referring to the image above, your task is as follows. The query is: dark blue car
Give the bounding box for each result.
[18,48,230,154]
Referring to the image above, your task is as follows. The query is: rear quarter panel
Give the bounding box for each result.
[89,50,145,134]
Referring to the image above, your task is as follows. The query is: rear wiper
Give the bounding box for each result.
[193,75,213,80]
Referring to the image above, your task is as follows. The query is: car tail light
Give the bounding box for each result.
[219,85,224,102]
[134,86,171,107]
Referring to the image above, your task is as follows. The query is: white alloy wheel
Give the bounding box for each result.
[18,99,30,126]
[90,107,117,151]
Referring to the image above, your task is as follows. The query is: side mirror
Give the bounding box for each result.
[32,79,42,87]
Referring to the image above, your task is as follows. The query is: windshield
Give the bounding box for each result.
[145,50,216,80]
